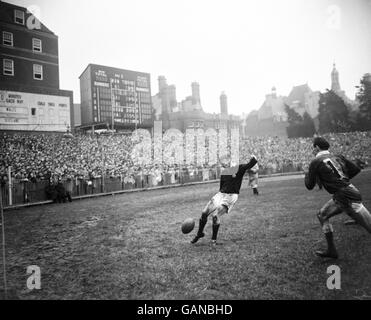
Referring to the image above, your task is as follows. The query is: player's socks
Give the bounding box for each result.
[197,217,207,235]
[191,218,207,244]
[315,232,338,259]
[253,188,259,195]
[212,224,220,241]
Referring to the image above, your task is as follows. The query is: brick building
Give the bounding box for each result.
[0,0,73,132]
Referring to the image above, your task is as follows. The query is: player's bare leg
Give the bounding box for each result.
[344,203,371,234]
[211,205,228,246]
[191,201,215,244]
[249,176,259,195]
[252,178,259,195]
[316,199,343,259]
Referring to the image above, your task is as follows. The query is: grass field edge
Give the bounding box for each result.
[4,168,370,212]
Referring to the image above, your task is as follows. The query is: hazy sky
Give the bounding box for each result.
[8,0,371,116]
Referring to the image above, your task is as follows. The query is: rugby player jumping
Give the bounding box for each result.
[191,155,258,245]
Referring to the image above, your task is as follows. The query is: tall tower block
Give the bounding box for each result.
[220,91,228,115]
[158,76,168,93]
[331,64,341,92]
[191,82,201,106]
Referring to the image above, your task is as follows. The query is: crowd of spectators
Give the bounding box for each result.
[240,131,371,174]
[1,131,370,183]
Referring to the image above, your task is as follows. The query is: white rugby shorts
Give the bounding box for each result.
[209,192,239,214]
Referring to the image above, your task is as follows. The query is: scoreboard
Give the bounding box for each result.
[0,90,71,132]
[90,66,153,128]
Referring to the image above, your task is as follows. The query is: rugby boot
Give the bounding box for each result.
[191,232,205,244]
[191,218,207,244]
[315,250,339,259]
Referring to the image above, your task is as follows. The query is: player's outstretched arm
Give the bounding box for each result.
[305,162,317,190]
[237,156,258,177]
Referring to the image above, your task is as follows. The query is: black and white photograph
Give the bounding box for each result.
[1,0,371,305]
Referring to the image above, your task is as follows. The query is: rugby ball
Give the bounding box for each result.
[181,218,195,234]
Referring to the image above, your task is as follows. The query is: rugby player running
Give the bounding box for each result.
[305,137,371,259]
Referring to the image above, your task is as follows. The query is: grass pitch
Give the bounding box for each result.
[2,171,371,300]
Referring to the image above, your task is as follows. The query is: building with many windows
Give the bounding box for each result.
[152,77,241,133]
[0,0,73,132]
[79,64,153,132]
[243,85,318,137]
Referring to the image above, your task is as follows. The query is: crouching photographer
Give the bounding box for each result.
[55,178,72,203]
[45,178,72,203]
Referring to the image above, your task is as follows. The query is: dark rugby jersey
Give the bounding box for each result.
[305,152,361,195]
[219,158,258,194]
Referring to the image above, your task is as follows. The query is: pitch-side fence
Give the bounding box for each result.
[1,165,303,208]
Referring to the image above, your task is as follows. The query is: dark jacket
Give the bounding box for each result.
[305,152,361,194]
[219,158,258,194]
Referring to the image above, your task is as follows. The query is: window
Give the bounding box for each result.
[14,10,25,25]
[33,64,43,80]
[31,108,36,116]
[3,32,13,46]
[32,38,42,52]
[3,59,14,76]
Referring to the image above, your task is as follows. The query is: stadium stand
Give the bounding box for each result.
[1,131,370,206]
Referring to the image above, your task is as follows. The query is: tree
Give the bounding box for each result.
[284,105,315,138]
[302,112,316,137]
[318,90,351,133]
[355,73,371,130]
[285,104,302,138]
[285,104,302,124]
